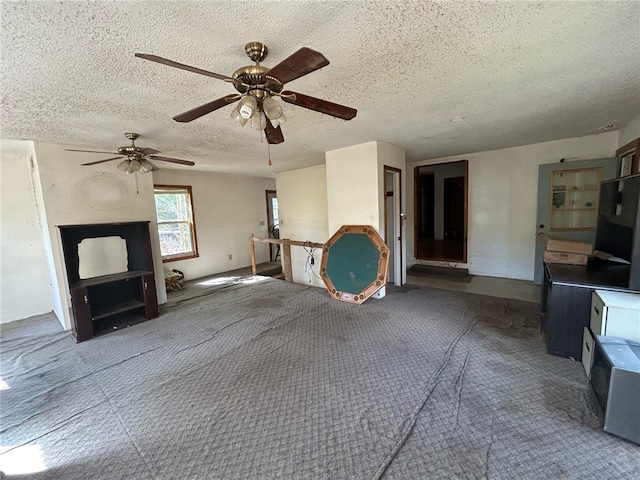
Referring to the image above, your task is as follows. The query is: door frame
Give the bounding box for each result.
[413,160,468,263]
[384,166,403,285]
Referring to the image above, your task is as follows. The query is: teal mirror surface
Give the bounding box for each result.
[325,234,379,294]
[320,225,389,304]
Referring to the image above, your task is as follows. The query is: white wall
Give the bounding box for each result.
[153,169,275,280]
[326,142,380,234]
[1,140,276,328]
[0,148,54,323]
[276,142,406,290]
[618,113,640,147]
[275,165,328,288]
[407,131,619,281]
[376,142,406,234]
[376,142,407,284]
[33,142,167,330]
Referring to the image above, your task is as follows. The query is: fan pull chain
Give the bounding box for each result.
[135,172,140,194]
[268,142,272,167]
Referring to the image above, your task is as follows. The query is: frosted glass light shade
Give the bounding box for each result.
[270,112,286,128]
[140,159,155,173]
[128,159,141,173]
[117,159,130,172]
[262,96,283,120]
[251,111,267,130]
[230,105,248,126]
[238,95,257,119]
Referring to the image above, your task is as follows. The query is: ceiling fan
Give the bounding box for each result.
[135,42,357,144]
[65,132,195,174]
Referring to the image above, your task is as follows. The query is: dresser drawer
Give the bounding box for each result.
[591,290,640,343]
[590,292,606,335]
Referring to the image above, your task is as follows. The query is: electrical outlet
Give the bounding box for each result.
[228,254,232,260]
[259,221,265,226]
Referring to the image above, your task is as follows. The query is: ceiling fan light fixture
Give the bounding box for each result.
[135,44,357,145]
[238,94,257,119]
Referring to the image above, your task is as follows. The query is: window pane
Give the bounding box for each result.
[549,167,601,231]
[155,193,191,222]
[271,197,279,225]
[158,222,193,256]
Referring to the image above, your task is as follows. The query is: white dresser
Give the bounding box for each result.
[582,290,640,376]
[591,290,640,341]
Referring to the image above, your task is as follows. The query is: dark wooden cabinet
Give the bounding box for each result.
[60,222,159,342]
[541,262,632,360]
[596,173,640,289]
[541,173,640,360]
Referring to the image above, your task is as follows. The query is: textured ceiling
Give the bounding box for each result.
[1,1,639,177]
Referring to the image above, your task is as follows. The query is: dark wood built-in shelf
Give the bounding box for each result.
[70,270,154,289]
[91,299,146,321]
[59,222,159,342]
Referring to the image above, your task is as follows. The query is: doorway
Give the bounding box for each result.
[384,166,403,285]
[414,161,468,262]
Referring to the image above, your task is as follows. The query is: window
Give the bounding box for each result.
[265,190,279,261]
[154,185,198,262]
[548,167,602,231]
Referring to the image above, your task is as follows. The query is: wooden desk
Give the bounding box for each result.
[541,261,633,360]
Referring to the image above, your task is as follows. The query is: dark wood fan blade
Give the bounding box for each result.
[135,53,232,81]
[147,155,195,166]
[66,149,119,155]
[264,122,284,144]
[140,147,160,155]
[81,156,125,166]
[281,90,357,120]
[173,95,241,123]
[267,47,329,85]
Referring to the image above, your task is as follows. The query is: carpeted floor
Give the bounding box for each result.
[1,278,638,479]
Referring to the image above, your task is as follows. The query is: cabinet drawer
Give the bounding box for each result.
[603,308,640,342]
[590,292,606,335]
[591,290,640,343]
[582,327,594,377]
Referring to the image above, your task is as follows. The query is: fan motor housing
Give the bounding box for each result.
[232,65,283,95]
[118,146,142,156]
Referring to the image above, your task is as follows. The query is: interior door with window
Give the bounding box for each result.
[534,158,617,284]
